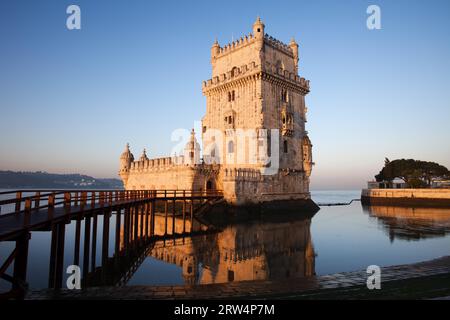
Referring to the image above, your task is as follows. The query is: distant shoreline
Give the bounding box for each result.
[0,170,123,190]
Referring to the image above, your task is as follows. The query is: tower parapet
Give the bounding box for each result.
[202,61,309,94]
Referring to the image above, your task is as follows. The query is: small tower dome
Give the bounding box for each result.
[253,16,265,38]
[184,129,201,166]
[139,148,149,162]
[120,143,134,171]
[289,37,299,73]
[211,38,220,59]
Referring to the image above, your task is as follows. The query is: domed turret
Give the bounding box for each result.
[139,148,149,162]
[184,129,201,165]
[211,38,220,60]
[301,135,313,177]
[120,143,134,172]
[289,37,299,73]
[253,16,265,39]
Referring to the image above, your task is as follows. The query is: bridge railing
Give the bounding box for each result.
[0,189,223,216]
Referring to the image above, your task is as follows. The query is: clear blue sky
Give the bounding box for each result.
[0,0,449,190]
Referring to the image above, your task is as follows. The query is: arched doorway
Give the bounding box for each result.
[206,179,214,191]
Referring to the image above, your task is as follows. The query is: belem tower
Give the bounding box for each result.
[119,18,315,208]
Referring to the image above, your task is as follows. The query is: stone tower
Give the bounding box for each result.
[119,18,315,208]
[201,17,313,204]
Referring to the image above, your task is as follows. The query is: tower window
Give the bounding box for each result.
[283,140,288,153]
[257,28,260,32]
[228,91,235,102]
[228,140,234,153]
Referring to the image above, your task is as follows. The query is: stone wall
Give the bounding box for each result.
[361,188,450,207]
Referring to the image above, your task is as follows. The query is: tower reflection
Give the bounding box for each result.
[149,213,316,285]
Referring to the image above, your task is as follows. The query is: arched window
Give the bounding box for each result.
[228,92,231,102]
[232,90,235,101]
[228,140,234,153]
[283,140,288,153]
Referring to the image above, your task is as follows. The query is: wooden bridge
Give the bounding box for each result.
[0,189,223,299]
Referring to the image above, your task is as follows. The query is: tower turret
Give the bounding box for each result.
[139,148,149,162]
[120,143,134,172]
[211,38,220,60]
[289,37,299,73]
[184,129,201,166]
[301,135,313,177]
[252,16,265,39]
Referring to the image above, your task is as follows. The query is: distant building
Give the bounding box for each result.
[367,180,407,189]
[431,180,450,189]
[119,18,315,206]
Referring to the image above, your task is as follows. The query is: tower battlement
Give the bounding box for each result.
[263,34,294,57]
[212,32,295,59]
[214,33,256,58]
[202,60,310,94]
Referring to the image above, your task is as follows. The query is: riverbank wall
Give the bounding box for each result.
[361,188,450,207]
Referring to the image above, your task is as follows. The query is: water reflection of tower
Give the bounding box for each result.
[182,255,199,285]
[200,217,315,284]
[148,214,316,285]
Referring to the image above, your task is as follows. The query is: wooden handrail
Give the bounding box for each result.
[0,189,223,216]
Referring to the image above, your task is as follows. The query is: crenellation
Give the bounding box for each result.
[203,60,309,95]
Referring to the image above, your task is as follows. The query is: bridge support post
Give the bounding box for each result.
[74,217,81,266]
[182,197,186,234]
[15,191,22,212]
[164,200,168,236]
[82,216,91,287]
[91,213,98,271]
[150,200,155,237]
[124,206,130,249]
[172,197,176,235]
[144,203,149,240]
[102,209,110,266]
[48,223,66,289]
[13,232,30,298]
[140,204,144,241]
[115,208,122,256]
[133,205,139,243]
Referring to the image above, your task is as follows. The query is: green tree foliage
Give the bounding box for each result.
[375,159,450,188]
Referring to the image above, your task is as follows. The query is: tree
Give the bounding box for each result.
[375,158,449,188]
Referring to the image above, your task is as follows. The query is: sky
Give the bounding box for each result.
[0,0,449,190]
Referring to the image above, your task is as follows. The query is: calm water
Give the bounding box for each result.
[1,189,450,291]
